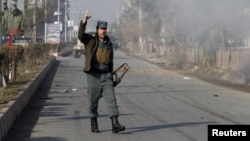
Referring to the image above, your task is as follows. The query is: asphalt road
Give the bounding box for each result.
[3,50,250,141]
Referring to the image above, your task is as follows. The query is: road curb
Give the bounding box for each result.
[0,58,56,141]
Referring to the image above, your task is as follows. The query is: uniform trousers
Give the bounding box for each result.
[86,71,119,118]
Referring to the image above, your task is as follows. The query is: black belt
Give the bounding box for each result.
[91,68,110,74]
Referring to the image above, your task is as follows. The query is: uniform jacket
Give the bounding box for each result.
[78,21,114,73]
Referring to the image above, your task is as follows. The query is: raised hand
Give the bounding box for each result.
[82,9,91,23]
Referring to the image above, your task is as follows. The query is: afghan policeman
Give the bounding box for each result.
[78,9,125,133]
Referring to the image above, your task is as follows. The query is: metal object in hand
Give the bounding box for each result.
[113,63,130,87]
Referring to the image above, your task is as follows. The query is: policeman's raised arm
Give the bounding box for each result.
[78,9,92,45]
[82,9,91,23]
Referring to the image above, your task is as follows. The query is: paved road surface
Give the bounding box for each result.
[3,50,250,141]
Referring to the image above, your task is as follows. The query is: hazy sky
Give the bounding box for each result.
[69,0,121,24]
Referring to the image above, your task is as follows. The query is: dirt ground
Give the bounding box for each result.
[0,61,50,110]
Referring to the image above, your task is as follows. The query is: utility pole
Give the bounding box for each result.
[44,0,47,42]
[72,9,75,38]
[64,1,67,42]
[139,7,143,51]
[33,0,37,44]
[0,1,2,50]
[58,0,60,22]
[0,2,7,88]
[69,6,72,42]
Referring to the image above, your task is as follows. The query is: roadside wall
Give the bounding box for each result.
[215,47,250,71]
[147,44,250,72]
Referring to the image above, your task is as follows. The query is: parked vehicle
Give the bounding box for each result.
[73,39,85,58]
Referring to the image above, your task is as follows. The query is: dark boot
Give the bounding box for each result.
[110,116,126,133]
[91,117,100,133]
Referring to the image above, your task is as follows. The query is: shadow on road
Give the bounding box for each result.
[58,113,133,121]
[123,121,217,134]
[26,137,67,141]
